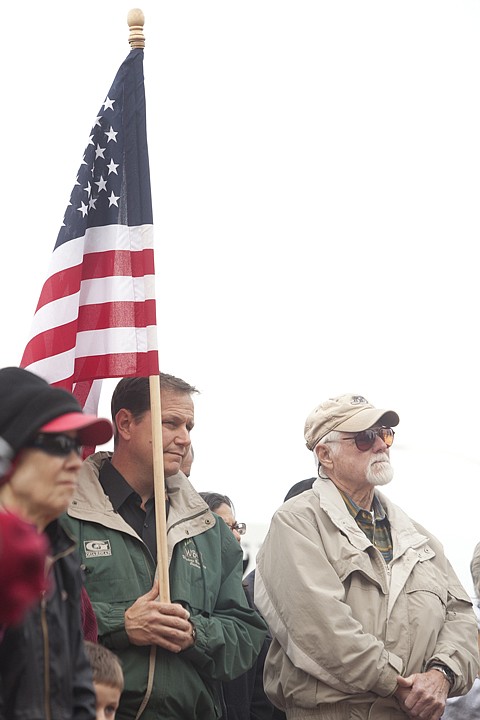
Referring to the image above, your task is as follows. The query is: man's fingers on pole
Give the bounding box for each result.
[144,583,159,600]
[156,602,190,620]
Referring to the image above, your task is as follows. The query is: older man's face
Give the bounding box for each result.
[326,430,394,488]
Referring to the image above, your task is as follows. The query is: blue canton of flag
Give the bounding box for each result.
[58,47,153,244]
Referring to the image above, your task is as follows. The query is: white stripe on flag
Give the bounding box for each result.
[49,224,154,274]
[80,380,103,416]
[80,275,156,304]
[26,349,77,384]
[28,275,156,337]
[25,324,158,385]
[75,326,158,356]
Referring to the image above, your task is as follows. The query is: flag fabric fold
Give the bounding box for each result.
[21,48,159,412]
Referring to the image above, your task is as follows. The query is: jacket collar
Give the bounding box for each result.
[312,477,429,559]
[67,451,216,559]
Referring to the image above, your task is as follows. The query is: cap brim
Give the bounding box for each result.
[335,408,399,433]
[39,413,113,446]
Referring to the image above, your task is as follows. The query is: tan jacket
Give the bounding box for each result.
[255,478,479,720]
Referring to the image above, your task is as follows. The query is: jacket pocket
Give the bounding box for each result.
[404,560,447,646]
[405,559,448,607]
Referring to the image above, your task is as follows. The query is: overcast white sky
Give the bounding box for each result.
[2,2,480,593]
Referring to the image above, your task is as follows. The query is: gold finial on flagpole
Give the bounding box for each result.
[128,8,145,49]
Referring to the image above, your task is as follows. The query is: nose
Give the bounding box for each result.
[374,434,389,452]
[232,529,242,543]
[66,450,83,469]
[175,427,191,447]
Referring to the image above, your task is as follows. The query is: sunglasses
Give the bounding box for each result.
[343,427,395,452]
[228,522,247,536]
[27,433,82,457]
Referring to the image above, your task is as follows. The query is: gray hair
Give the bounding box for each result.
[313,429,343,478]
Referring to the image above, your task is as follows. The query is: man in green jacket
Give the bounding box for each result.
[64,373,267,720]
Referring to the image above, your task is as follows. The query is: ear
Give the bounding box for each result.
[315,442,333,470]
[115,408,134,441]
[0,437,14,478]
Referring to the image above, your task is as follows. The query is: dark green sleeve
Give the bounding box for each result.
[181,525,268,682]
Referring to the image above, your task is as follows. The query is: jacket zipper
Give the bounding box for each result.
[41,539,75,720]
[41,594,51,720]
[167,508,209,533]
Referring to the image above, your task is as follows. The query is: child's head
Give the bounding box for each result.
[84,641,124,720]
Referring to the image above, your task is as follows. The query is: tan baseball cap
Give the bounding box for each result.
[304,394,399,451]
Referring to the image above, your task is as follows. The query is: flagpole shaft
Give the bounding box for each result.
[149,375,170,602]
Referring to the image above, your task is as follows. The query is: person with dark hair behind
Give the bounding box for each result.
[237,479,316,720]
[283,478,315,502]
[199,492,246,543]
[200,491,277,720]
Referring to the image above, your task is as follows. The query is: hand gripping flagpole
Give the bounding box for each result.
[127,9,170,603]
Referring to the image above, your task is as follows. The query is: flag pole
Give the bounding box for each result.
[149,375,170,602]
[127,9,170,602]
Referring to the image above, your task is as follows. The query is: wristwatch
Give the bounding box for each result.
[429,663,455,688]
[189,620,197,645]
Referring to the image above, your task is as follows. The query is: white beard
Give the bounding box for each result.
[366,452,394,486]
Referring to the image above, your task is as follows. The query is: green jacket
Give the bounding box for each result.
[63,452,267,720]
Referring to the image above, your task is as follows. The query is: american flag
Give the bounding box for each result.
[21,47,159,415]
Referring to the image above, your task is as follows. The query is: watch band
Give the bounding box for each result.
[189,620,197,644]
[429,663,454,688]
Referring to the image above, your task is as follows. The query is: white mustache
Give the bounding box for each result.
[369,452,390,466]
[367,452,393,486]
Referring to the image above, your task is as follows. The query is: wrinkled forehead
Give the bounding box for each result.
[160,390,195,420]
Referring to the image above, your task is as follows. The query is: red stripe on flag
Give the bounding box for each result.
[73,380,94,407]
[21,320,78,368]
[82,249,155,279]
[36,265,82,311]
[35,249,155,312]
[49,350,159,391]
[49,352,159,387]
[74,351,159,379]
[77,299,157,332]
[73,379,98,459]
[21,298,157,369]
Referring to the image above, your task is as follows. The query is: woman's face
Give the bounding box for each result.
[9,432,83,528]
[215,502,242,542]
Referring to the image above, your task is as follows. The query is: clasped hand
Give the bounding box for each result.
[125,584,195,653]
[394,669,450,720]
